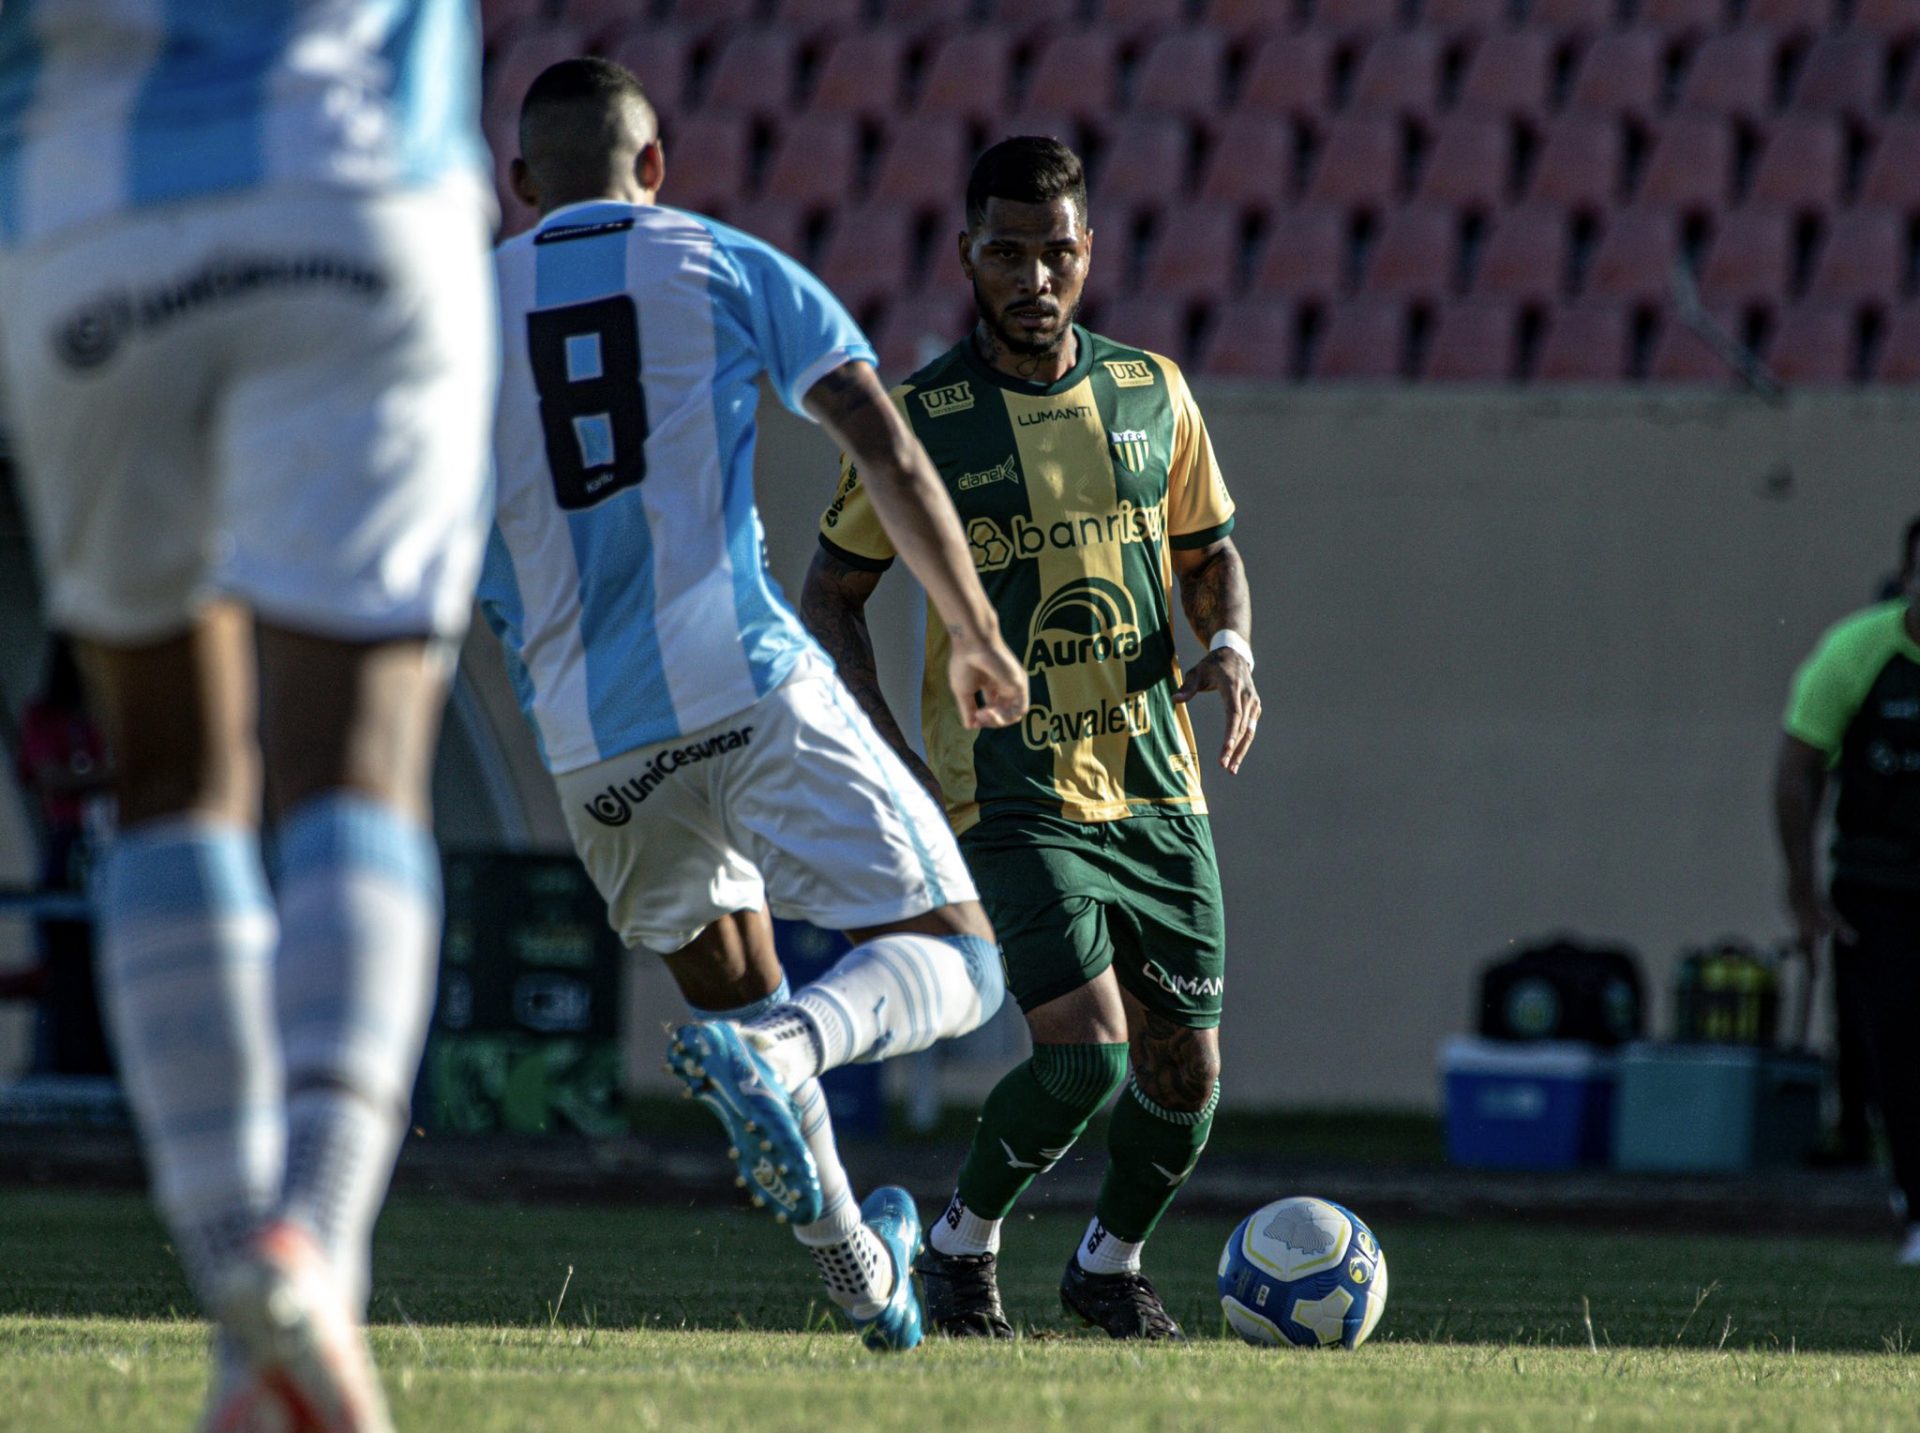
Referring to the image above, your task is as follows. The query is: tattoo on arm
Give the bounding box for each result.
[1130,1012,1221,1113]
[1177,541,1251,645]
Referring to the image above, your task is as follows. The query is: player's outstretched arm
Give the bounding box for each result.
[1171,537,1261,774]
[803,361,1026,729]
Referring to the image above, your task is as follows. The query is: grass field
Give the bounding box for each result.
[2,1188,1918,1430]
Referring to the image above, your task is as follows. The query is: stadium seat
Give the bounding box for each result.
[1789,34,1888,118]
[1675,31,1780,122]
[1139,204,1246,302]
[484,24,589,129]
[1473,205,1570,302]
[1851,0,1920,42]
[605,27,698,116]
[1415,114,1516,209]
[1565,30,1665,122]
[1363,204,1460,299]
[1698,209,1792,305]
[1635,114,1736,209]
[1535,300,1633,381]
[809,32,911,119]
[1526,114,1626,210]
[1350,33,1445,117]
[1744,0,1837,37]
[1767,302,1857,385]
[1207,0,1294,42]
[1637,0,1726,41]
[1305,114,1407,208]
[1456,30,1556,119]
[1132,31,1231,121]
[1648,304,1747,384]
[1587,207,1682,303]
[880,0,976,34]
[916,33,1016,123]
[701,29,803,120]
[868,114,973,211]
[1251,203,1350,301]
[1425,0,1511,39]
[1873,304,1920,382]
[660,113,752,215]
[1239,34,1338,121]
[1197,115,1297,208]
[758,113,862,208]
[1529,0,1619,39]
[661,0,760,37]
[1861,119,1920,209]
[1001,108,1083,149]
[1101,0,1190,41]
[1424,300,1520,380]
[1093,115,1193,213]
[872,292,972,377]
[1807,209,1905,302]
[771,0,868,39]
[1312,0,1404,41]
[1747,117,1845,211]
[558,0,644,47]
[1098,296,1190,363]
[727,197,812,259]
[815,203,919,314]
[1197,298,1300,378]
[482,0,548,51]
[1312,297,1407,380]
[986,0,1082,43]
[1026,31,1124,125]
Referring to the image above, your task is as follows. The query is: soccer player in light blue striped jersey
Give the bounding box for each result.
[0,4,497,1428]
[480,59,1027,1352]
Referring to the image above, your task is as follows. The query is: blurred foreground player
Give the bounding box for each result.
[481,59,1027,1350]
[803,137,1259,1339]
[0,3,498,1429]
[1776,516,1920,1264]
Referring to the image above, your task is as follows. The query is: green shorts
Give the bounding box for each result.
[960,809,1226,1028]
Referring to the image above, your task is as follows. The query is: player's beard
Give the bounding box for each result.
[974,281,1081,360]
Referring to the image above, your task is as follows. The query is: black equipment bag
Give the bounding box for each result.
[1478,936,1645,1046]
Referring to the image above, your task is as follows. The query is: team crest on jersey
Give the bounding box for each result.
[1109,429,1151,474]
[1103,359,1155,388]
[920,381,975,417]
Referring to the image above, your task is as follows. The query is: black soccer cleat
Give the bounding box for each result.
[913,1246,1015,1339]
[1059,1257,1186,1341]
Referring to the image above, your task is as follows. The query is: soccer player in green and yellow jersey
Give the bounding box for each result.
[801,137,1260,1339]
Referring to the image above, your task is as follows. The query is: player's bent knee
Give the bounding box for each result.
[940,932,1005,1025]
[1134,1038,1222,1115]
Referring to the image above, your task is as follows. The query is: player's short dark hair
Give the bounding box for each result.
[519,57,655,149]
[1903,514,1920,575]
[965,136,1087,230]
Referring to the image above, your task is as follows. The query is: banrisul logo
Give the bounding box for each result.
[1109,428,1151,474]
[1023,577,1142,675]
[919,381,974,417]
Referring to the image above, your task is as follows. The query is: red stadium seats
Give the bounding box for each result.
[1198,115,1296,208]
[1313,0,1405,41]
[1416,115,1515,209]
[1767,303,1857,385]
[1566,30,1665,122]
[1139,204,1244,302]
[1587,207,1682,303]
[1350,33,1445,117]
[605,27,698,116]
[1425,300,1519,380]
[661,114,752,215]
[1790,34,1887,118]
[1252,203,1350,301]
[872,293,971,377]
[868,115,973,211]
[1852,0,1920,42]
[1425,0,1511,38]
[702,29,803,120]
[758,113,862,208]
[1457,31,1556,119]
[986,0,1081,43]
[661,0,760,36]
[1098,296,1190,362]
[1874,305,1920,383]
[881,0,975,33]
[482,0,548,50]
[1861,119,1920,209]
[1102,0,1189,41]
[916,33,1016,123]
[1636,114,1736,209]
[1808,209,1904,302]
[1313,298,1407,380]
[1697,209,1792,304]
[1675,32,1779,122]
[1363,204,1459,299]
[1094,116,1193,212]
[727,197,811,258]
[1474,205,1569,301]
[485,25,589,129]
[1239,34,1338,121]
[1526,115,1626,210]
[1745,0,1837,36]
[814,204,919,314]
[1529,0,1618,39]
[1747,117,1845,211]
[1026,31,1124,125]
[1198,298,1299,377]
[1208,0,1294,43]
[1305,114,1406,208]
[809,33,911,120]
[558,0,644,46]
[1132,31,1231,121]
[1536,301,1632,382]
[772,0,868,39]
[1648,304,1747,383]
[1637,0,1726,40]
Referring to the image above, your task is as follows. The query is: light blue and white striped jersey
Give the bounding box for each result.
[480,201,877,775]
[0,0,488,248]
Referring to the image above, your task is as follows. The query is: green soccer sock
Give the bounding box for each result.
[1088,1077,1220,1257]
[936,1043,1129,1252]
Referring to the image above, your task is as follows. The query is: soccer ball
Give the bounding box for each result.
[1217,1196,1389,1349]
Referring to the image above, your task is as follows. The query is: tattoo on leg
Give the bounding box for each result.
[1131,1012,1220,1113]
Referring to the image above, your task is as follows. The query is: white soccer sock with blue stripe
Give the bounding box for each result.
[273,794,442,1313]
[97,819,281,1304]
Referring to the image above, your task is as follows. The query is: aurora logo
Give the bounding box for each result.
[1023,577,1142,675]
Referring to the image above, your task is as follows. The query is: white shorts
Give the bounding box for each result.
[0,179,497,644]
[554,653,978,954]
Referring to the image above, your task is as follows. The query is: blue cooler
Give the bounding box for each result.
[1441,1036,1617,1170]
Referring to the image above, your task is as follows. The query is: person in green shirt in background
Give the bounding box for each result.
[1775,515,1920,1265]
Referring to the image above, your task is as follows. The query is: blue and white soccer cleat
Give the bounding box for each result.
[851,1186,925,1354]
[667,1020,823,1226]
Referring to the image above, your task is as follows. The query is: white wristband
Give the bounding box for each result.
[1209,629,1254,670]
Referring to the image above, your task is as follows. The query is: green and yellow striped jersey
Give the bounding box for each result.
[818,326,1236,834]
